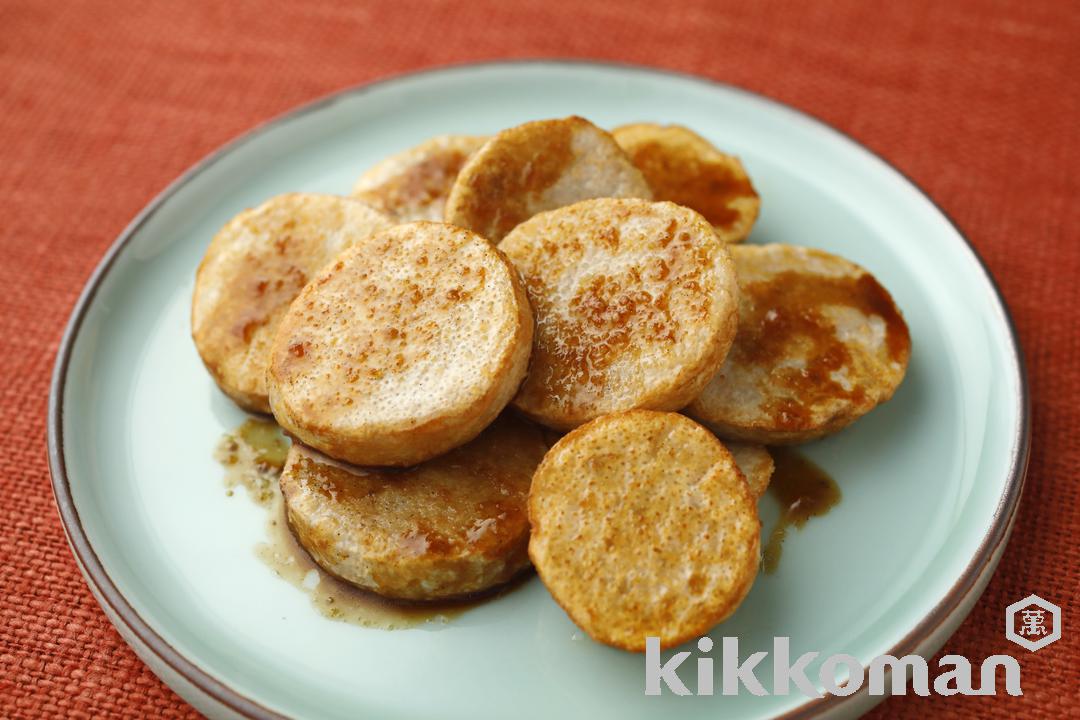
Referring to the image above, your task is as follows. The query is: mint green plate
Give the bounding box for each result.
[48,61,1029,720]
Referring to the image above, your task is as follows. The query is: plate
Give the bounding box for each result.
[48,61,1029,720]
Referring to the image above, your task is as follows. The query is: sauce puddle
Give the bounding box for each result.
[215,418,289,505]
[215,418,522,629]
[259,498,473,629]
[762,447,842,574]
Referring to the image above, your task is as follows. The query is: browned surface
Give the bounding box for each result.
[726,441,774,498]
[280,413,547,600]
[614,123,760,241]
[445,116,651,241]
[449,120,575,238]
[360,150,470,217]
[688,244,911,443]
[352,135,488,221]
[528,411,760,651]
[267,221,533,466]
[211,417,533,625]
[191,193,390,412]
[737,269,910,430]
[500,198,738,429]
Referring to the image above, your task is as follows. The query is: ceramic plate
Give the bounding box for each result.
[48,61,1029,720]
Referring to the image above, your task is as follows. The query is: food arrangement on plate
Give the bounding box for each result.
[192,115,911,651]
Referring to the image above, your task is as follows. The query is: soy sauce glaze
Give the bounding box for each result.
[762,447,842,574]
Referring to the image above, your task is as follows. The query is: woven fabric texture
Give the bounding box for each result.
[2,0,1077,717]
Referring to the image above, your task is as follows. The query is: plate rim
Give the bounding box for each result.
[45,58,1031,719]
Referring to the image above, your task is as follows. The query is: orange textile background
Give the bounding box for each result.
[2,0,1078,717]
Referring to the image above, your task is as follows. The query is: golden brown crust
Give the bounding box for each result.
[444,116,651,242]
[281,413,547,601]
[528,410,760,651]
[351,135,488,222]
[498,198,739,431]
[267,222,533,466]
[686,244,911,443]
[613,123,760,243]
[191,193,392,413]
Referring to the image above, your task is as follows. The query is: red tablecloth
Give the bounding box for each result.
[3,1,1076,717]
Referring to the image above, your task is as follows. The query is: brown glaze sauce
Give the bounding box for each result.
[629,141,757,229]
[529,273,657,399]
[762,447,842,573]
[215,418,523,628]
[736,271,910,430]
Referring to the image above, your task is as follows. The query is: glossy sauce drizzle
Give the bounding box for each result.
[762,447,842,573]
[738,270,910,431]
[215,418,517,629]
[628,141,757,229]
